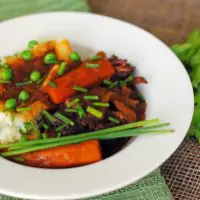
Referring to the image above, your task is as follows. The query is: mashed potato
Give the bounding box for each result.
[0,112,23,144]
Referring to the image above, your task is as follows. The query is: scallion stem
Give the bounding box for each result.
[42,110,56,125]
[73,86,88,93]
[86,106,103,118]
[86,63,100,68]
[84,95,99,101]
[66,98,80,108]
[92,102,110,108]
[54,112,74,126]
[16,80,32,87]
[16,107,32,112]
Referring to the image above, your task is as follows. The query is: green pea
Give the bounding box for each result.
[2,68,12,81]
[19,90,30,102]
[30,70,41,82]
[5,98,17,109]
[44,53,57,64]
[28,40,38,48]
[20,50,32,61]
[70,52,80,61]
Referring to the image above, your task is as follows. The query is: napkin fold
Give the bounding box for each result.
[0,0,173,199]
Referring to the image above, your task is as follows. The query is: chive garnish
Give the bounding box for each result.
[120,75,134,87]
[88,55,101,61]
[84,95,99,101]
[57,132,61,137]
[48,81,57,88]
[41,123,49,130]
[103,79,118,89]
[16,107,32,112]
[108,117,120,124]
[0,80,11,83]
[86,106,103,119]
[86,63,100,68]
[103,79,113,86]
[73,86,88,93]
[29,122,41,139]
[36,76,46,85]
[20,136,27,142]
[54,112,75,126]
[58,62,67,76]
[16,80,32,87]
[65,108,77,113]
[0,119,173,157]
[42,133,48,139]
[67,98,80,108]
[43,110,56,125]
[76,105,86,119]
[13,157,24,163]
[92,102,110,108]
[56,124,68,132]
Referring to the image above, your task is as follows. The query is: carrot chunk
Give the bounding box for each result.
[18,140,102,168]
[43,59,115,104]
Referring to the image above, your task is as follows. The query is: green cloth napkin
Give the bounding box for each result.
[0,0,173,199]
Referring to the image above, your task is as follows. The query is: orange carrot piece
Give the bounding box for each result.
[18,140,102,168]
[43,59,115,104]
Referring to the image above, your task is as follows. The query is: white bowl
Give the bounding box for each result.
[0,12,193,200]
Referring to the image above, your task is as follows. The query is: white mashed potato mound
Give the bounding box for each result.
[0,112,23,144]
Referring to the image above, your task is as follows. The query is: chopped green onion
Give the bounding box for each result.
[48,81,57,88]
[86,106,103,119]
[109,81,118,89]
[57,132,61,137]
[42,110,56,125]
[42,133,48,139]
[92,102,110,107]
[36,76,46,85]
[56,124,68,132]
[16,80,32,87]
[65,108,77,113]
[54,112,75,126]
[58,62,67,76]
[76,105,86,119]
[86,63,100,68]
[13,157,24,163]
[20,136,27,142]
[108,117,120,124]
[84,95,99,101]
[41,123,49,130]
[29,122,41,139]
[0,80,11,83]
[103,79,113,86]
[88,55,101,61]
[16,107,32,112]
[120,75,134,87]
[73,86,88,93]
[66,98,80,108]
[103,79,119,89]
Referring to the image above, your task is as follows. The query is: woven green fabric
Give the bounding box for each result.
[0,0,173,199]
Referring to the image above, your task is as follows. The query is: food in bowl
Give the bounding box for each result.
[0,39,172,168]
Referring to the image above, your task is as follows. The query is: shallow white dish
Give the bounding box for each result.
[0,12,194,200]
